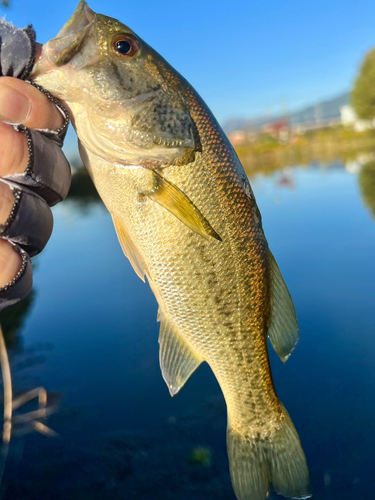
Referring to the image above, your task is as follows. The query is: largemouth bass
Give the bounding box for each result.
[32,3,310,499]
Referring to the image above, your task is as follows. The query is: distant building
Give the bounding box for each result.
[340,104,357,125]
[224,92,350,136]
[227,130,246,146]
[263,118,290,142]
[340,104,373,131]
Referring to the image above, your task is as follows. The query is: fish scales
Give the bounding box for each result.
[158,69,280,430]
[31,3,310,499]
[85,108,280,432]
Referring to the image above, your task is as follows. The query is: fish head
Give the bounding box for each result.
[32,1,196,166]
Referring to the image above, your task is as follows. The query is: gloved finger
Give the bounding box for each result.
[0,83,71,206]
[0,22,35,81]
[0,239,21,288]
[0,240,32,311]
[0,77,63,130]
[0,21,69,312]
[0,121,29,176]
[0,179,53,257]
[3,126,71,206]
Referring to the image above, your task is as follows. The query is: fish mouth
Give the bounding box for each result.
[32,1,96,74]
[55,0,95,39]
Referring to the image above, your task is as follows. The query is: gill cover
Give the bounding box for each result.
[130,84,195,149]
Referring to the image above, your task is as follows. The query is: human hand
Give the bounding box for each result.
[0,73,64,281]
[0,26,71,310]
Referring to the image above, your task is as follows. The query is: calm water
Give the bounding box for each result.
[1,157,375,499]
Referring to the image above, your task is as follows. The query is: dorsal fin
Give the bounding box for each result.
[112,215,148,282]
[268,251,299,362]
[158,309,203,396]
[144,170,221,242]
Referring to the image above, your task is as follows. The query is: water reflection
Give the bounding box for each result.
[0,321,58,492]
[0,154,375,499]
[0,275,59,481]
[0,292,36,351]
[3,396,233,500]
[66,164,102,211]
[358,160,375,218]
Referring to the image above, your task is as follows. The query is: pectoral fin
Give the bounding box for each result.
[268,250,299,362]
[158,309,203,396]
[144,170,221,242]
[112,215,148,282]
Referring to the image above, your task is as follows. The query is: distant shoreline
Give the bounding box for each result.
[235,125,375,176]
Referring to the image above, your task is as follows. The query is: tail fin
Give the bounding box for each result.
[227,405,310,500]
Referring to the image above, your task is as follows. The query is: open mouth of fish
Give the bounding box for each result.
[33,1,95,74]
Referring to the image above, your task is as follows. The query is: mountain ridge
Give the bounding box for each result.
[223,92,350,133]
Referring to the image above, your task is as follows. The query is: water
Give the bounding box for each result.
[1,158,375,499]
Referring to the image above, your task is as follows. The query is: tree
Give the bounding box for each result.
[352,47,375,120]
[358,160,375,219]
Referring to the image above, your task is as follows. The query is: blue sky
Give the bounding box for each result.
[2,0,375,124]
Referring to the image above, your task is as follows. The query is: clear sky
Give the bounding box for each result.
[2,0,375,124]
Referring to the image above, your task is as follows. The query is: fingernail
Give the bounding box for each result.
[0,86,31,123]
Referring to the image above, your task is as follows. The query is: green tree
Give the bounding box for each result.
[0,291,36,350]
[358,160,375,219]
[352,47,375,120]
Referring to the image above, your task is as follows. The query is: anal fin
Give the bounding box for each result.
[158,309,203,396]
[268,250,299,362]
[144,170,221,242]
[112,215,148,282]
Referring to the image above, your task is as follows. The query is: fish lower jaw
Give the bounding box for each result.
[55,1,95,39]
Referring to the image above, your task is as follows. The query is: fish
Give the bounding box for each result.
[31,2,310,499]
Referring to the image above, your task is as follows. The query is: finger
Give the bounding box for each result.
[0,179,54,256]
[3,127,71,206]
[0,182,15,223]
[0,77,63,130]
[0,244,32,310]
[0,122,29,176]
[0,239,22,289]
[0,185,31,282]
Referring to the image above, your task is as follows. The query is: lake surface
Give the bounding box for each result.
[1,156,375,499]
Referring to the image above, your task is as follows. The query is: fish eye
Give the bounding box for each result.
[111,35,139,58]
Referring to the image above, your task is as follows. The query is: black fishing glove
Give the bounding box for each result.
[0,21,71,310]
